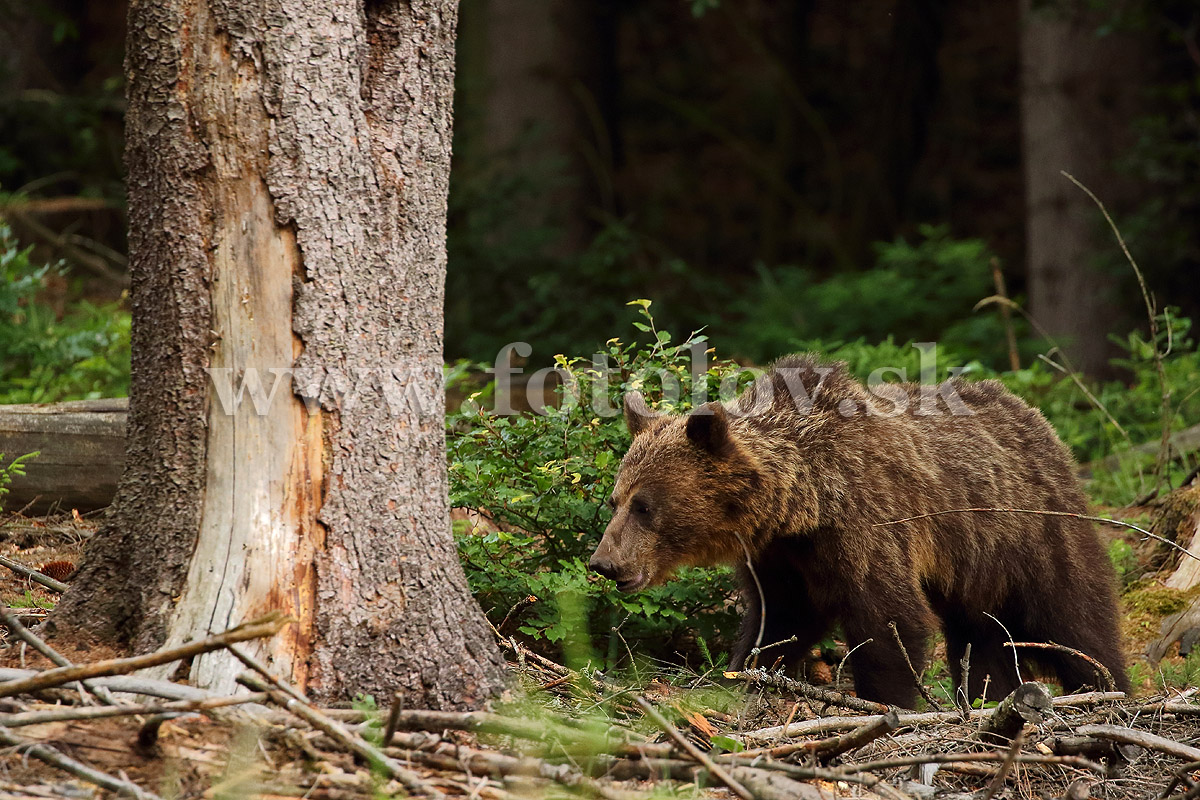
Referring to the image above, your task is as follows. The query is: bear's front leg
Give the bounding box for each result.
[842,606,934,708]
[730,557,830,671]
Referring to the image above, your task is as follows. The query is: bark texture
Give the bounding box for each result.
[1020,0,1143,376]
[51,0,505,708]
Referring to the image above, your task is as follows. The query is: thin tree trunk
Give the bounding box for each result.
[1020,0,1143,376]
[50,0,505,708]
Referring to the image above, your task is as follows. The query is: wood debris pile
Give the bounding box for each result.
[0,616,1193,800]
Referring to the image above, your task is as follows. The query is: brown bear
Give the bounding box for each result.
[589,354,1129,707]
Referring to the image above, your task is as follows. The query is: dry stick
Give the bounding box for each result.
[981,730,1026,800]
[991,258,1021,372]
[237,673,442,798]
[0,669,216,701]
[0,555,67,593]
[0,612,288,699]
[738,691,1125,742]
[632,696,754,800]
[383,690,404,751]
[0,608,115,705]
[836,750,1107,777]
[1007,641,1117,693]
[1075,724,1200,762]
[723,667,893,714]
[1062,170,1173,495]
[733,709,900,762]
[0,692,268,727]
[873,507,1200,562]
[888,621,942,710]
[957,642,973,718]
[0,726,161,800]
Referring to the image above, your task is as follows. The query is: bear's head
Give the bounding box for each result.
[588,391,763,591]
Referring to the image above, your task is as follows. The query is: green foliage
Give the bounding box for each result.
[728,225,1034,369]
[1108,538,1139,588]
[0,222,130,404]
[9,589,54,611]
[0,452,37,511]
[449,303,742,667]
[1156,648,1200,692]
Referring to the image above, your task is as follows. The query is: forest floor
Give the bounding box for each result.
[0,510,1197,800]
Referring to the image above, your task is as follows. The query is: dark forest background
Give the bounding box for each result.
[1,0,1198,376]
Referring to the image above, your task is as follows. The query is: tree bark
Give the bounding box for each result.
[49,0,505,708]
[1019,0,1144,376]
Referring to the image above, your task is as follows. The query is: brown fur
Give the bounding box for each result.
[590,354,1129,707]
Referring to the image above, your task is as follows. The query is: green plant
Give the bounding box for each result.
[0,222,130,404]
[0,451,37,511]
[727,225,1035,369]
[449,302,746,667]
[1108,538,1139,588]
[9,589,54,611]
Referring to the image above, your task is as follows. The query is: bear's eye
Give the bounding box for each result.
[634,502,651,515]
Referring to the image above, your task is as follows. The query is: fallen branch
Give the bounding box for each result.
[1075,723,1200,762]
[0,612,288,699]
[0,726,162,800]
[836,750,1107,777]
[0,692,268,727]
[632,696,754,800]
[0,608,115,705]
[238,672,442,797]
[739,690,1125,743]
[1006,642,1116,692]
[733,710,900,762]
[979,682,1052,744]
[0,555,67,593]
[0,669,216,701]
[722,668,893,714]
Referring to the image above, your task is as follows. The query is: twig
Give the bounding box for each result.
[1063,170,1172,495]
[836,749,1107,777]
[836,638,873,691]
[738,690,1124,742]
[0,692,267,727]
[990,258,1021,371]
[983,612,1023,686]
[632,696,754,800]
[1007,641,1116,692]
[1075,724,1200,761]
[732,531,767,667]
[0,668,217,701]
[0,726,161,800]
[0,612,288,699]
[957,642,972,718]
[888,621,941,710]
[981,730,1026,800]
[383,690,404,751]
[722,668,892,714]
[0,608,117,705]
[238,673,442,797]
[979,682,1051,745]
[732,709,900,762]
[873,507,1200,562]
[0,556,67,593]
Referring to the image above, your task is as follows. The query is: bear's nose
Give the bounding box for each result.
[589,556,619,580]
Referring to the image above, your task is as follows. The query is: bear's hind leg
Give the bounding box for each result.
[942,613,1022,704]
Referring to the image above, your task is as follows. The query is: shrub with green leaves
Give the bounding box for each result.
[449,302,746,668]
[0,222,130,404]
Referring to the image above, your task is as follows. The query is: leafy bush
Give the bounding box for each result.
[727,225,1034,368]
[449,302,746,668]
[0,222,130,404]
[0,452,37,512]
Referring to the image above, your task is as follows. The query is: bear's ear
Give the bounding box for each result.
[624,391,654,437]
[686,402,732,455]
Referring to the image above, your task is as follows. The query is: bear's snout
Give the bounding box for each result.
[589,554,619,580]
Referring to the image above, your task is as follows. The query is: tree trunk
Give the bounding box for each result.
[49,0,505,708]
[1019,0,1143,376]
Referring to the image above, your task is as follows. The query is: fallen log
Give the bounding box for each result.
[0,398,127,513]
